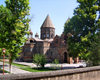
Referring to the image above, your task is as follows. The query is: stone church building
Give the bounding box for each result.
[20,15,69,63]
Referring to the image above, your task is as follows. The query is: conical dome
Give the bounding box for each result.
[41,15,55,28]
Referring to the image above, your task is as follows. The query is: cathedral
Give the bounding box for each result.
[20,15,69,63]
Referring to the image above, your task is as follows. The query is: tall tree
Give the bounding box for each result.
[0,5,12,56]
[0,0,30,72]
[64,0,100,66]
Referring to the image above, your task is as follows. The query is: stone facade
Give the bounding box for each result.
[20,15,68,62]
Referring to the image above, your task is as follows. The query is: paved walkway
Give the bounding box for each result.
[0,62,31,75]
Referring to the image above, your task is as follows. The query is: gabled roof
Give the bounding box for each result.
[44,39,53,42]
[41,15,55,28]
[34,38,43,42]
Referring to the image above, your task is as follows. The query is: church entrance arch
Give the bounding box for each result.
[64,52,68,63]
[30,40,34,43]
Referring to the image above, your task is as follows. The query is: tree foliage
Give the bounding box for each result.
[0,0,30,72]
[64,0,100,66]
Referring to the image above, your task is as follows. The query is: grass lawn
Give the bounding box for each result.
[0,68,9,73]
[0,59,59,72]
[21,67,57,72]
[12,63,58,72]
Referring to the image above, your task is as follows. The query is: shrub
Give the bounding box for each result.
[53,59,59,64]
[33,54,47,68]
[52,59,60,69]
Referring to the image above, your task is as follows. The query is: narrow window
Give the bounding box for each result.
[47,34,49,38]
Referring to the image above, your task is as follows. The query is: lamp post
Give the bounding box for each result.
[2,48,6,75]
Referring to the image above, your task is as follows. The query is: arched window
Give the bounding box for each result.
[64,52,68,63]
[51,34,54,38]
[44,34,46,37]
[47,33,49,38]
[51,52,52,56]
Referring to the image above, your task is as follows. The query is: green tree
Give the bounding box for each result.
[0,0,30,72]
[33,54,47,68]
[64,0,100,66]
[0,5,12,57]
[89,32,100,66]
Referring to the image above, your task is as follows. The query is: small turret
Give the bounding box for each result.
[27,29,33,38]
[29,29,33,38]
[35,33,39,38]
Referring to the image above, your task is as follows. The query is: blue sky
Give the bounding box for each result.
[0,0,78,37]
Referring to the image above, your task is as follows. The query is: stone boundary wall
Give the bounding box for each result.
[0,66,100,80]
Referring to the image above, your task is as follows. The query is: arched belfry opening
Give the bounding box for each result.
[64,52,68,63]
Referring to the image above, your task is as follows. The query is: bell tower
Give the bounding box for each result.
[41,15,55,40]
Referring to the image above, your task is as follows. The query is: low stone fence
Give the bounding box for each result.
[0,66,100,80]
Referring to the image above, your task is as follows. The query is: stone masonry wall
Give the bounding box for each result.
[0,66,100,80]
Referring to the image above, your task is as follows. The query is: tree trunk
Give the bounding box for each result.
[9,53,12,73]
[9,58,12,73]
